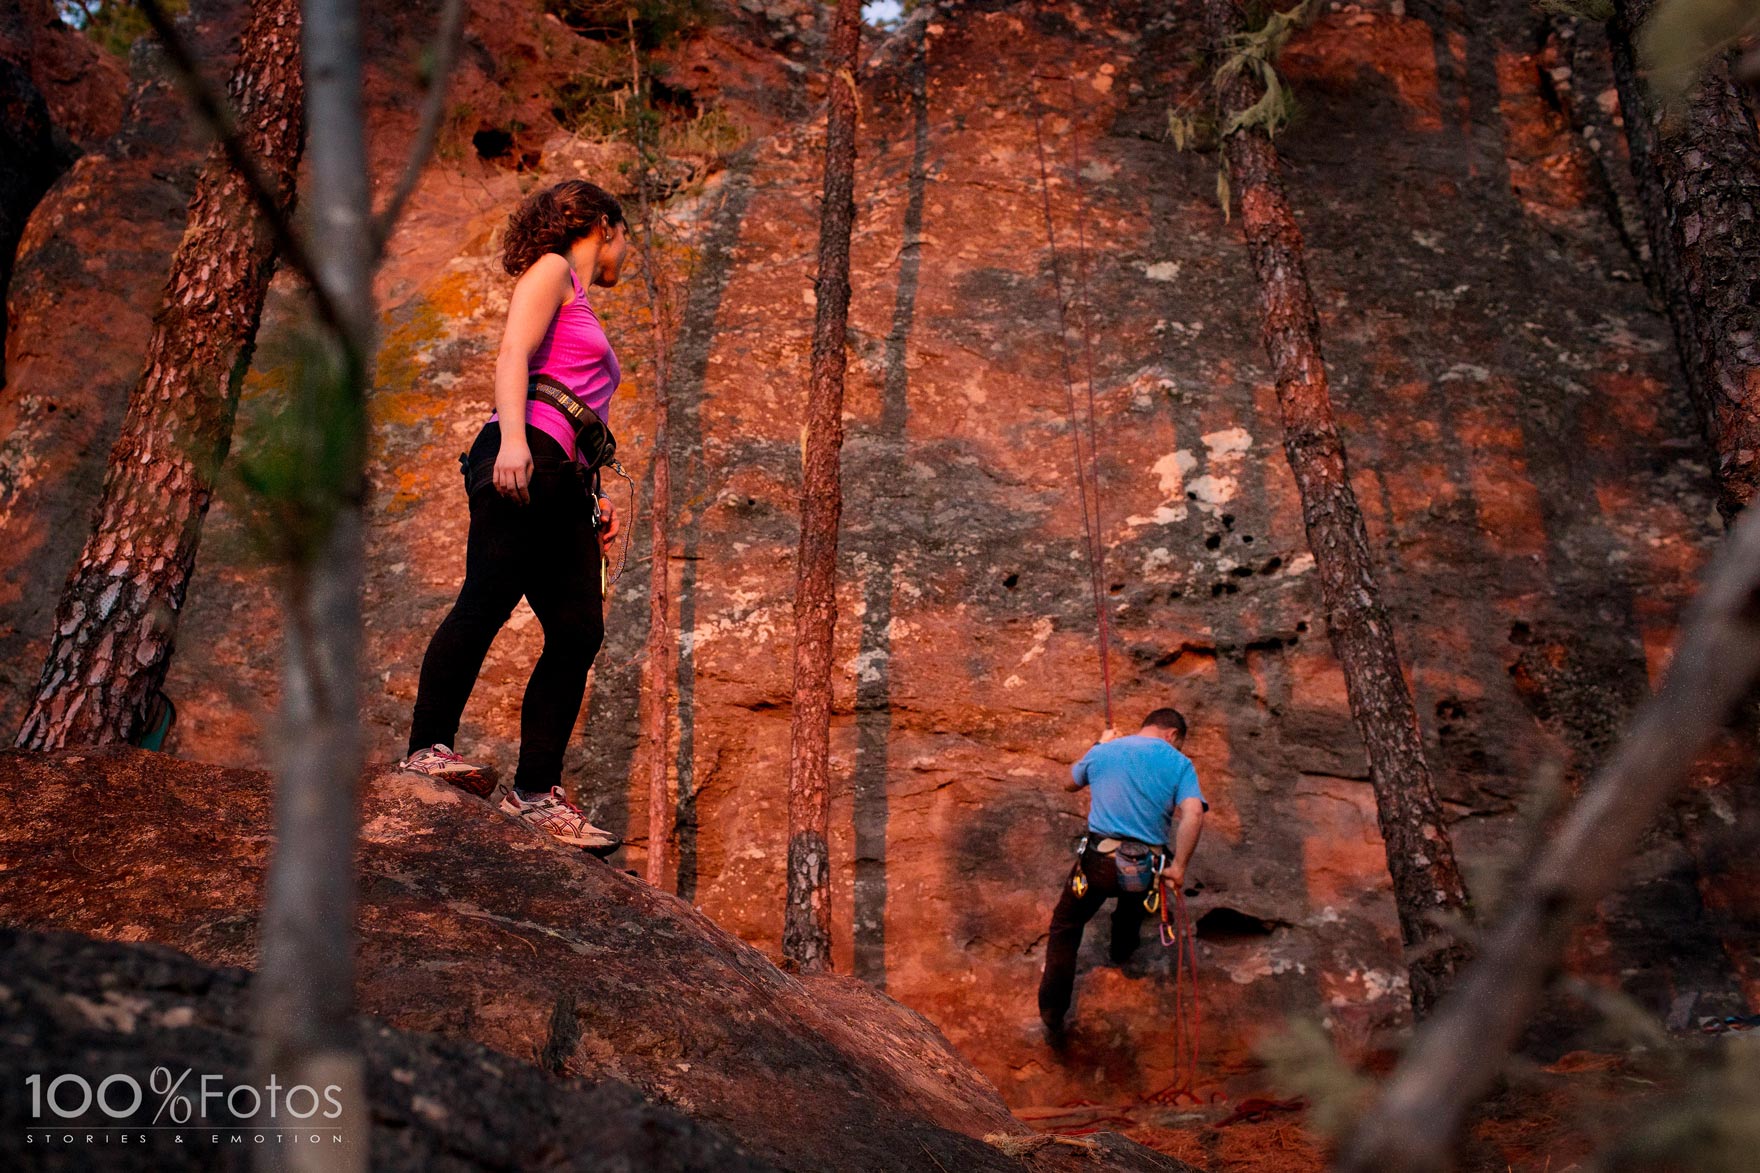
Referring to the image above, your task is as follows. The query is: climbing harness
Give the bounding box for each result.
[456,375,635,589]
[1030,73,1114,729]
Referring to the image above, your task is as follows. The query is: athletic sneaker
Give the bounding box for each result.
[501,786,621,856]
[397,743,501,800]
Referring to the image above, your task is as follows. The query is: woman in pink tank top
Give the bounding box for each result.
[397,180,629,853]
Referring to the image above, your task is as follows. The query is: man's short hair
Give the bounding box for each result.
[1142,707,1187,738]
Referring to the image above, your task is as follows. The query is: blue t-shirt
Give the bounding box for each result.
[1072,735,1207,847]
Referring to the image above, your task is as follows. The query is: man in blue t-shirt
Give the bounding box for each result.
[1038,706,1208,1041]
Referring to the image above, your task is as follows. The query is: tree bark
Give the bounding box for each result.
[1611,0,1760,520]
[14,0,305,749]
[783,0,861,971]
[1205,0,1473,1018]
[251,0,372,1165]
[628,20,676,890]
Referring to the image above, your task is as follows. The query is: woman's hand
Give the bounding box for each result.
[494,438,533,505]
[597,497,619,552]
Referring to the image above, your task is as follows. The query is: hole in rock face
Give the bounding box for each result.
[473,127,513,159]
[1002,572,1019,589]
[1194,906,1282,944]
[1205,533,1222,550]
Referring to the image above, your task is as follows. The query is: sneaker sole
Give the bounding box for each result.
[399,764,500,800]
[505,813,620,855]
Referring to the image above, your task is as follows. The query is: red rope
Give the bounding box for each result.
[1029,77,1113,729]
[1144,878,1209,1105]
[1062,75,1116,732]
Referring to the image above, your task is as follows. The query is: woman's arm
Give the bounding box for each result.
[492,254,569,504]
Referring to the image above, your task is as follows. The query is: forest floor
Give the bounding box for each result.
[1021,1046,1685,1171]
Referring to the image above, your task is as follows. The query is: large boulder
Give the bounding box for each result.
[0,745,1193,1173]
[0,926,778,1171]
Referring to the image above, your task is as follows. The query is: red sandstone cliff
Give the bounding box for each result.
[1,0,1755,1133]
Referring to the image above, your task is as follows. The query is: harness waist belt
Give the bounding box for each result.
[1090,835,1165,855]
[528,374,616,469]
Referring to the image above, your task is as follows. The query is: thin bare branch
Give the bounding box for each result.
[1339,503,1760,1171]
[369,0,467,255]
[137,0,343,335]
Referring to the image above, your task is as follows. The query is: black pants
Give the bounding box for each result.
[406,423,604,796]
[1037,849,1152,1022]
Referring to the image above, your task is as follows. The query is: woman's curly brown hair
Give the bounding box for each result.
[501,180,627,277]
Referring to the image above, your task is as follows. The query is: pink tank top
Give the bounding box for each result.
[489,265,621,461]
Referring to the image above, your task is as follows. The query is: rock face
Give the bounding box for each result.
[0,745,1191,1173]
[0,926,780,1172]
[2,0,1756,1124]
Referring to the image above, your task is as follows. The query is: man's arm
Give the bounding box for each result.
[1066,747,1094,793]
[1163,796,1205,887]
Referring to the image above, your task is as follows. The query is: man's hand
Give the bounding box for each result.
[1161,861,1187,888]
[1099,726,1118,743]
[597,496,619,552]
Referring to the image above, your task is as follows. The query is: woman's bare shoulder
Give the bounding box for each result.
[510,252,571,303]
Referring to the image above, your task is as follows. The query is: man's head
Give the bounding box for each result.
[1140,707,1188,746]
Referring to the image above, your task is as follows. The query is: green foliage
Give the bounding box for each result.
[58,0,190,58]
[1164,100,1215,152]
[1255,1017,1376,1140]
[1213,0,1312,141]
[1640,0,1760,105]
[1607,1036,1760,1172]
[222,323,367,569]
[661,105,747,157]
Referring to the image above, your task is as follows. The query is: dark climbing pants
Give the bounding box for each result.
[1037,849,1151,1023]
[407,423,603,795]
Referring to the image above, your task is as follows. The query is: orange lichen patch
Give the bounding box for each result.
[1454,401,1548,561]
[1293,775,1386,909]
[1591,370,1665,440]
[1592,479,1639,521]
[1287,646,1352,716]
[1496,49,1595,223]
[379,465,429,516]
[422,268,485,321]
[1448,30,1470,139]
[1279,13,1444,133]
[1638,622,1678,690]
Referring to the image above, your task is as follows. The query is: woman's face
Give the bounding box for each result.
[596,221,630,286]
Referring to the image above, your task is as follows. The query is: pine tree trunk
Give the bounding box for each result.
[252,0,372,1165]
[629,26,676,890]
[1206,0,1473,1018]
[13,0,305,750]
[783,0,861,971]
[1610,0,1760,520]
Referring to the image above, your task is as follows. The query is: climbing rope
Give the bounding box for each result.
[1143,879,1205,1105]
[1030,75,1114,730]
[1029,85,1211,1096]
